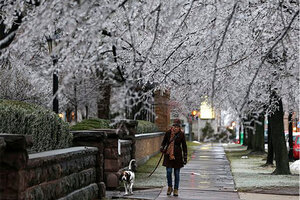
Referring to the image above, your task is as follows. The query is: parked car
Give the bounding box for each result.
[285,132,300,151]
[293,135,300,160]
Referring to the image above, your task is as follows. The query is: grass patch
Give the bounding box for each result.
[224,144,299,194]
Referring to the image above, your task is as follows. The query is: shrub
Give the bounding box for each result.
[70,118,110,131]
[0,99,72,153]
[136,120,159,134]
[201,122,214,141]
[71,118,159,134]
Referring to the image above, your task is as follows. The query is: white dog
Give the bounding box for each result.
[120,159,136,195]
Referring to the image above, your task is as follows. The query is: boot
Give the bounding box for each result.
[167,186,173,195]
[173,189,178,196]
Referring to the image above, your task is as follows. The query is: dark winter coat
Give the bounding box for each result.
[161,129,187,169]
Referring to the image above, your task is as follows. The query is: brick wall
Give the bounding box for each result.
[103,138,132,188]
[135,132,165,165]
[154,90,171,132]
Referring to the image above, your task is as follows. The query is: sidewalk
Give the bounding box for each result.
[106,143,299,200]
[156,143,239,200]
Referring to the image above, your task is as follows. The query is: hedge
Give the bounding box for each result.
[71,118,159,134]
[0,99,72,153]
[70,118,110,131]
[136,120,159,134]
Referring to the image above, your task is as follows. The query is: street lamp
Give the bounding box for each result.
[46,35,59,114]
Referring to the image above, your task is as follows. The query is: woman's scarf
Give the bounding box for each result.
[166,128,177,160]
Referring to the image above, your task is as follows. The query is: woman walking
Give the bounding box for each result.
[160,119,187,196]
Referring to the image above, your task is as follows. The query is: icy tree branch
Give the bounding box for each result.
[211,2,238,106]
[239,9,299,113]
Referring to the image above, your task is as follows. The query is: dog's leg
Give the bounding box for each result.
[129,182,133,194]
[124,183,128,195]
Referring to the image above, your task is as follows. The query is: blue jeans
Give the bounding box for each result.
[166,168,180,189]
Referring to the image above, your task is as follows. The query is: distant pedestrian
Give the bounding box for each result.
[160,119,187,196]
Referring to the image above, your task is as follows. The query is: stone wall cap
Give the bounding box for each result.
[92,129,117,134]
[71,130,107,140]
[71,130,107,134]
[0,133,33,150]
[118,139,132,144]
[135,132,165,139]
[28,146,98,167]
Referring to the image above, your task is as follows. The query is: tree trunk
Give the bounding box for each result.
[288,111,294,161]
[239,126,242,144]
[74,83,78,123]
[75,104,78,123]
[265,114,274,165]
[253,113,265,153]
[246,115,255,150]
[269,91,290,174]
[66,108,72,123]
[97,83,111,119]
[247,128,254,150]
[85,105,89,119]
[243,122,248,146]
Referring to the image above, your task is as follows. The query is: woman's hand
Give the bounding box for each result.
[183,159,187,165]
[160,146,166,153]
[183,153,187,165]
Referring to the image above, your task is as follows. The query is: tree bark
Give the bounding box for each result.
[243,123,248,146]
[269,91,290,174]
[74,83,78,122]
[288,111,294,161]
[75,104,78,123]
[265,114,274,165]
[247,128,254,150]
[97,83,111,119]
[247,115,254,150]
[253,113,265,153]
[66,108,72,123]
[85,105,89,119]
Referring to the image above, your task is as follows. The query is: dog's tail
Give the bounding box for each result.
[128,159,136,171]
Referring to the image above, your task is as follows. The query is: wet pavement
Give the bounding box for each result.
[156,143,240,200]
[106,188,162,199]
[107,143,240,200]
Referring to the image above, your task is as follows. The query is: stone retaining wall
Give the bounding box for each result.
[0,121,165,198]
[71,120,138,189]
[0,134,105,200]
[24,147,101,200]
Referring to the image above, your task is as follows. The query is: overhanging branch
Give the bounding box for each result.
[211,2,238,106]
[239,10,299,113]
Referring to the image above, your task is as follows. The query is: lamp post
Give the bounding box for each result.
[46,36,59,114]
